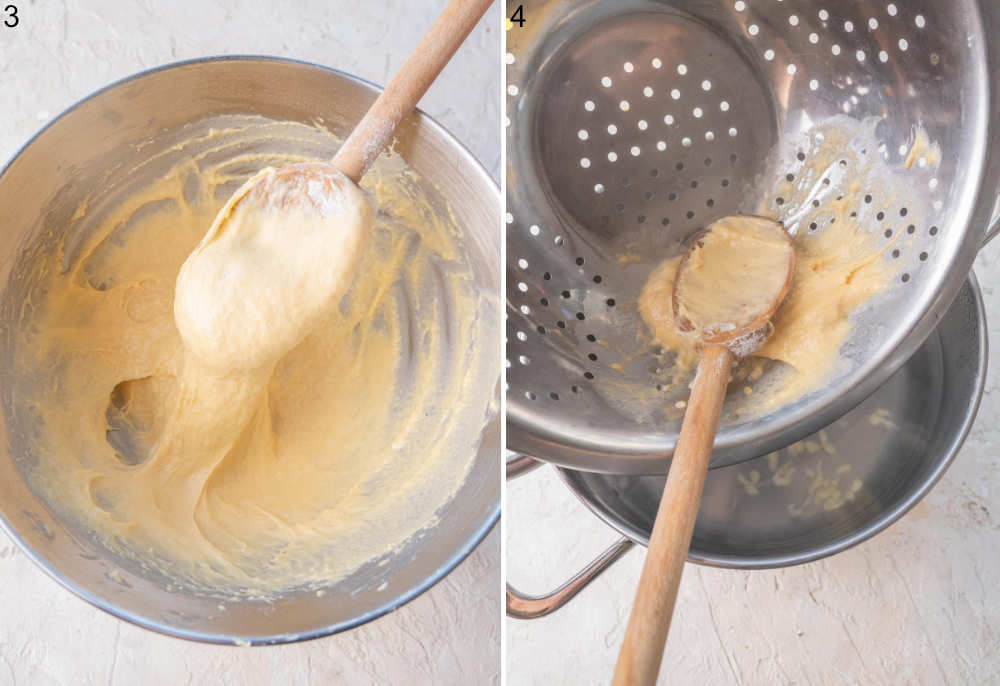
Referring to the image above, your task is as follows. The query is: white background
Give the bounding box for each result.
[0,1,500,684]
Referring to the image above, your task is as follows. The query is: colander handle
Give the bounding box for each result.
[504,454,635,619]
[984,197,1000,247]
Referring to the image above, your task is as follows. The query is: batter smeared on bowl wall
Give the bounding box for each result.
[5,115,499,598]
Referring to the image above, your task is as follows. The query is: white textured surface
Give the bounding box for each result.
[508,242,1000,684]
[0,1,499,684]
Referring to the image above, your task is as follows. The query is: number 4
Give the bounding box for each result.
[510,4,524,28]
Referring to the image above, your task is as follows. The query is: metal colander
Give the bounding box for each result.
[506,0,1000,474]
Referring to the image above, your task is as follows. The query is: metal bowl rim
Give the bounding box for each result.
[0,54,500,645]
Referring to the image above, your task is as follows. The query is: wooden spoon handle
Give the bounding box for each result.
[612,343,733,686]
[332,0,493,183]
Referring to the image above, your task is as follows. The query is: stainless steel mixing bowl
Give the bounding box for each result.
[0,56,500,644]
[508,275,985,618]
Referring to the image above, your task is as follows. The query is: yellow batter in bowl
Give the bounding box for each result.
[9,115,499,597]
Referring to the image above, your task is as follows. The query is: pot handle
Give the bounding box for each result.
[505,454,636,619]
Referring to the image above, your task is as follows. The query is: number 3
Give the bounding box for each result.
[4,4,17,27]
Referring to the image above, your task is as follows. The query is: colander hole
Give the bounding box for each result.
[764,49,775,61]
[657,141,667,151]
[584,100,595,112]
[892,249,900,258]
[519,355,530,365]
[550,392,560,401]
[516,331,527,341]
[786,173,795,182]
[729,153,738,162]
[656,384,665,391]
[844,20,854,32]
[643,88,653,99]
[706,199,714,207]
[506,212,514,224]
[638,120,649,131]
[797,152,806,161]
[606,298,616,307]
[556,320,565,328]
[879,50,889,63]
[554,235,564,246]
[819,9,829,21]
[662,217,670,225]
[543,272,551,280]
[676,161,684,170]
[919,251,928,261]
[686,210,695,219]
[508,84,519,96]
[787,64,797,75]
[690,180,699,188]
[682,137,692,147]
[652,58,662,69]
[540,297,549,306]
[812,199,820,208]
[810,79,819,91]
[608,124,618,135]
[776,197,785,205]
[593,275,602,283]
[537,325,546,334]
[525,391,535,400]
[561,289,571,298]
[580,158,591,168]
[601,76,612,87]
[884,229,893,238]
[671,89,681,100]
[899,207,908,216]
[701,80,712,91]
[588,353,598,361]
[631,146,641,156]
[832,44,841,56]
[584,372,594,379]
[517,258,528,269]
[864,194,873,203]
[899,38,908,51]
[809,222,818,231]
[876,211,885,220]
[856,50,866,62]
[720,100,730,111]
[915,15,925,28]
[624,61,634,73]
[571,385,581,393]
[887,4,897,17]
[907,224,915,234]
[929,225,938,235]
[586,334,597,343]
[608,152,618,162]
[664,115,675,125]
[748,24,759,36]
[644,191,653,199]
[669,192,677,201]
[901,273,910,283]
[721,179,730,187]
[822,177,831,185]
[677,64,688,75]
[620,100,630,112]
[520,305,531,315]
[594,184,605,194]
[868,18,879,30]
[517,282,528,292]
[839,159,848,168]
[637,216,646,224]
[789,14,799,26]
[576,312,586,320]
[693,107,703,118]
[578,129,589,140]
[929,178,938,189]
[809,32,819,44]
[575,257,585,266]
[734,0,746,10]
[650,169,659,178]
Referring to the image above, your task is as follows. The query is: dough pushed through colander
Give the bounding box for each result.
[506,0,1000,473]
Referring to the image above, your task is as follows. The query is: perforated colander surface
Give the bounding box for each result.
[506,0,1000,473]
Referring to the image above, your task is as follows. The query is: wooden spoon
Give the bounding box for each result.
[612,215,795,686]
[228,0,492,216]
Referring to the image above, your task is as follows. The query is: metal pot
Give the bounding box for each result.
[508,275,986,617]
[0,56,500,644]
